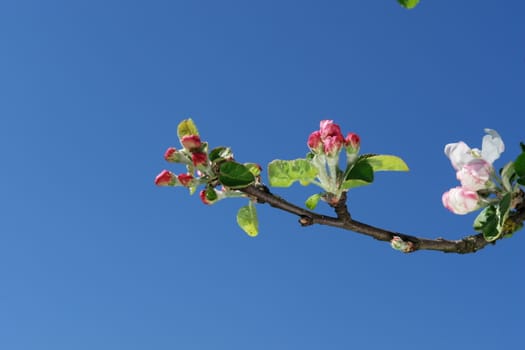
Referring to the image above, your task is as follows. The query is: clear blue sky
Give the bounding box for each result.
[1,1,524,349]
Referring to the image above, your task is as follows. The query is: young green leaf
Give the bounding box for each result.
[209,146,233,162]
[305,193,322,210]
[268,159,318,187]
[219,161,255,189]
[473,205,499,241]
[497,192,512,230]
[244,163,262,177]
[177,118,199,139]
[513,152,525,178]
[398,0,420,9]
[365,155,409,172]
[237,202,258,237]
[500,161,516,192]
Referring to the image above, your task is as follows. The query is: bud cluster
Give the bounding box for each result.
[154,119,250,205]
[306,120,361,202]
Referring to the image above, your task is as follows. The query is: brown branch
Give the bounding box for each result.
[239,185,523,254]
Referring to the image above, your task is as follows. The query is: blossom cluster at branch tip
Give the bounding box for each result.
[307,120,361,157]
[442,129,504,215]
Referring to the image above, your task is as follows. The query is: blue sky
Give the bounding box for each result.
[1,1,524,349]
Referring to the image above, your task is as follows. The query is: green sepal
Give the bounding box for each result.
[398,0,420,9]
[305,193,322,210]
[365,154,409,172]
[237,201,258,237]
[177,118,199,139]
[268,159,318,187]
[219,161,255,189]
[474,205,499,241]
[209,146,233,163]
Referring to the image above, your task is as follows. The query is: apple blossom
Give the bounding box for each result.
[456,158,492,191]
[444,129,504,170]
[442,187,480,215]
[155,170,176,186]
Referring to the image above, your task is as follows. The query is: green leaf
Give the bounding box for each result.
[498,192,512,229]
[520,142,525,153]
[268,159,318,187]
[219,161,255,189]
[500,161,516,191]
[365,155,409,172]
[518,177,525,186]
[341,158,374,190]
[244,163,262,177]
[305,193,322,210]
[514,152,525,178]
[473,205,499,241]
[237,202,258,237]
[177,118,199,139]
[209,146,233,163]
[398,0,420,9]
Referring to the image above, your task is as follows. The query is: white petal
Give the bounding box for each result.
[481,129,505,164]
[444,141,473,170]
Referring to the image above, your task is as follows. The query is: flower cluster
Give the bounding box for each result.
[442,129,504,214]
[307,120,360,157]
[155,119,252,205]
[306,120,361,201]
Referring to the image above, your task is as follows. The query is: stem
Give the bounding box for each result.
[239,185,524,254]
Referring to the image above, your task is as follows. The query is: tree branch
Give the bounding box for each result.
[240,185,523,254]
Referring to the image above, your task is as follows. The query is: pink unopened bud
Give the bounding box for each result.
[155,170,176,186]
[322,135,345,156]
[345,132,360,152]
[307,131,323,153]
[442,187,480,215]
[177,173,193,187]
[181,135,202,151]
[192,152,208,166]
[319,120,343,139]
[164,147,178,161]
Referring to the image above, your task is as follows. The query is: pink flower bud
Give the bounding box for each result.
[155,170,176,186]
[456,158,492,191]
[319,120,343,139]
[181,135,202,151]
[307,131,323,153]
[345,132,360,152]
[177,173,193,187]
[322,135,345,156]
[192,152,208,166]
[164,147,179,162]
[442,187,480,215]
